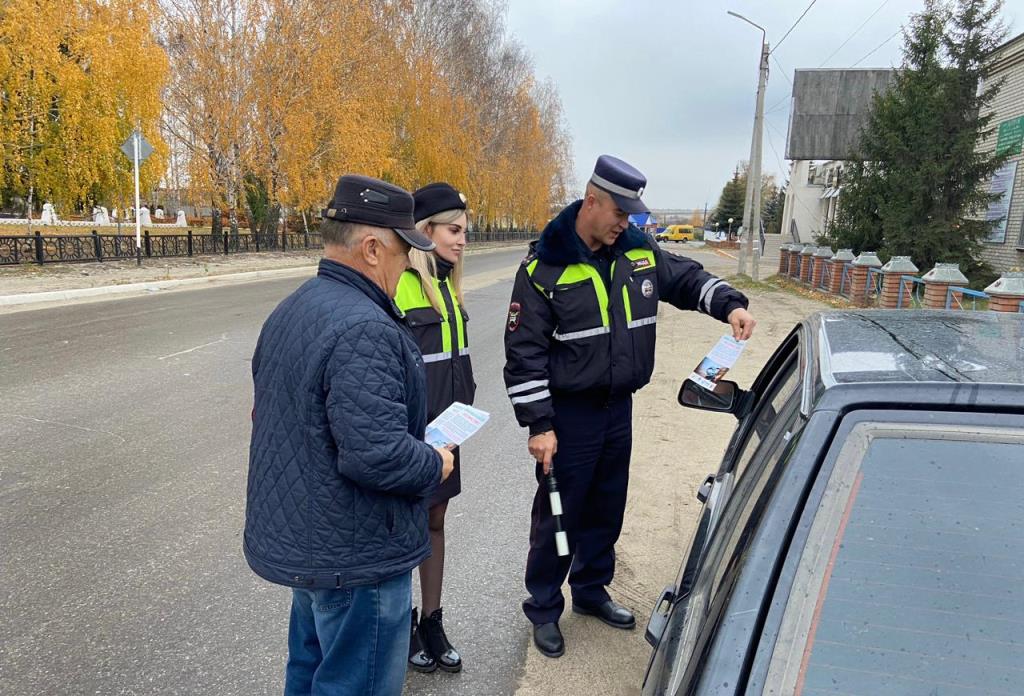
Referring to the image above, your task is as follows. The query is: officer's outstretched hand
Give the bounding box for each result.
[529,431,558,475]
[727,307,757,341]
[435,446,456,482]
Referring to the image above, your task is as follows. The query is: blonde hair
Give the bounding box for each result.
[407,208,467,314]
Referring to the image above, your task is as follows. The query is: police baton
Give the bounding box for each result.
[542,462,570,557]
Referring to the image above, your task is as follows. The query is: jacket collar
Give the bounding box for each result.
[317,258,403,321]
[535,200,648,266]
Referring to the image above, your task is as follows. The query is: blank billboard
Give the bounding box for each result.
[786,69,897,161]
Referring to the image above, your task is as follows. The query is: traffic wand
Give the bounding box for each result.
[545,465,569,557]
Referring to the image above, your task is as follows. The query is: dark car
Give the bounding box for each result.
[643,310,1024,696]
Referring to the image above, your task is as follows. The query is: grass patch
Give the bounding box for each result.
[727,273,853,308]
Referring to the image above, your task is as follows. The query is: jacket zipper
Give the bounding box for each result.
[438,277,459,400]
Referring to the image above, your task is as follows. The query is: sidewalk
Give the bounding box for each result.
[0,242,524,311]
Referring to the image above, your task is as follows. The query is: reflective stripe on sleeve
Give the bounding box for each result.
[703,281,730,314]
[507,379,549,395]
[552,326,611,342]
[627,316,657,329]
[510,390,551,405]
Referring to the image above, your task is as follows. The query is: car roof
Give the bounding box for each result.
[807,310,1024,387]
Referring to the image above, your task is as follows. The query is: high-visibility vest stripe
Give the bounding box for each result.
[553,326,611,342]
[422,351,453,363]
[627,316,657,329]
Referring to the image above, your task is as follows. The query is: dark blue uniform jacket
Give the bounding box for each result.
[503,200,749,434]
[245,259,441,589]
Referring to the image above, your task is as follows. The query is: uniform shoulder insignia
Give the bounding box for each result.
[521,251,537,267]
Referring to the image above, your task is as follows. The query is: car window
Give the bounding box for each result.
[766,423,1024,696]
[730,354,800,480]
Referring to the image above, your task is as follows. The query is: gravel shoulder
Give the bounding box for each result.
[513,281,826,696]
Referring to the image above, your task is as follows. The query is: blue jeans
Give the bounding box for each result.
[284,572,412,696]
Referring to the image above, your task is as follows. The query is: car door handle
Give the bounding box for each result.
[696,474,715,504]
[645,586,675,648]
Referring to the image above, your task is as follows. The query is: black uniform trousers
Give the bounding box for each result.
[523,391,632,625]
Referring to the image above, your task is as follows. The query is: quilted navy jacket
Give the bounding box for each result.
[245,259,442,589]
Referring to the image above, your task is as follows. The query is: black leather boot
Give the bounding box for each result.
[408,607,437,673]
[419,608,462,673]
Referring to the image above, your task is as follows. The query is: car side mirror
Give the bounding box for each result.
[678,379,753,419]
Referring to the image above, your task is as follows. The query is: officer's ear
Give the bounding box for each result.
[358,231,384,268]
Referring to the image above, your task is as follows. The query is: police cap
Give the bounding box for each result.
[413,182,468,223]
[322,174,435,251]
[589,155,649,214]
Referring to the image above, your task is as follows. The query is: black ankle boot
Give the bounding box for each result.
[408,607,437,673]
[419,608,462,673]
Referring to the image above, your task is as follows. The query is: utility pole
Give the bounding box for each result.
[729,10,768,281]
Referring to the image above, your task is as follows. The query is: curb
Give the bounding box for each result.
[0,265,317,308]
[0,241,531,310]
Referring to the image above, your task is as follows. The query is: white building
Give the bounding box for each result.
[779,160,845,243]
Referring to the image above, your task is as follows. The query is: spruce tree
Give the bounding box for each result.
[830,0,1007,277]
[710,167,747,233]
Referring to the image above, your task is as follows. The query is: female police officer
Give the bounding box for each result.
[395,182,475,674]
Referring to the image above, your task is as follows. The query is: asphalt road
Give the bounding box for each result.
[0,243,736,696]
[0,246,534,696]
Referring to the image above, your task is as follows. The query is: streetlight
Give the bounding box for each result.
[728,9,769,281]
[728,217,734,240]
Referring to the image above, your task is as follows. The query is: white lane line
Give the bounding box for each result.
[157,335,228,360]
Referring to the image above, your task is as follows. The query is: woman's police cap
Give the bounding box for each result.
[412,182,468,223]
[589,155,649,214]
[323,175,435,251]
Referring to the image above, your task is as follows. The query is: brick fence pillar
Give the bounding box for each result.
[879,256,919,309]
[922,263,969,309]
[778,244,792,276]
[828,249,855,295]
[790,244,809,279]
[800,245,815,282]
[984,272,1024,312]
[811,247,833,289]
[849,252,882,307]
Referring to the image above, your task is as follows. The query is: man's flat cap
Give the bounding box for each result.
[590,155,649,214]
[412,182,467,223]
[323,175,435,251]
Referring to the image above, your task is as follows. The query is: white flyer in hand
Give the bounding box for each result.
[425,402,490,448]
[687,335,747,391]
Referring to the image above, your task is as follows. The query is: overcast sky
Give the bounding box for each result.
[505,0,1024,210]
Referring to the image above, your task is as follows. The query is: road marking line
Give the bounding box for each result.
[158,335,227,360]
[1,413,127,444]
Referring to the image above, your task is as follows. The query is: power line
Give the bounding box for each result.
[772,0,819,54]
[852,26,903,67]
[819,0,891,67]
[772,55,793,86]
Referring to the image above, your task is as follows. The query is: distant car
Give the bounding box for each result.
[643,310,1024,696]
[662,225,696,243]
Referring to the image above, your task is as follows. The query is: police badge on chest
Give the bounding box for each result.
[641,278,654,298]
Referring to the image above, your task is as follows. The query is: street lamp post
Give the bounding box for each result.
[728,9,768,281]
[727,217,734,239]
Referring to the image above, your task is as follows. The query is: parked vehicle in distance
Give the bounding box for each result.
[643,310,1024,696]
[661,225,696,242]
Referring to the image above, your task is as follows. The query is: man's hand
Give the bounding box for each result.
[727,307,757,341]
[435,446,455,482]
[528,430,558,475]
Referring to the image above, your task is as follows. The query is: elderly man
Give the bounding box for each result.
[245,174,455,696]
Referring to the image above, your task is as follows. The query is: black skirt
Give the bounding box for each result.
[429,446,461,507]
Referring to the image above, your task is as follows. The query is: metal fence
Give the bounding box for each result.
[0,227,536,266]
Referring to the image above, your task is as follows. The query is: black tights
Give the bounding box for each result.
[418,501,448,616]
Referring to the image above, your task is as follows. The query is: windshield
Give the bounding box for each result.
[766,423,1024,696]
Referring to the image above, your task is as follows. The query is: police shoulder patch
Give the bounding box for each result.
[631,257,652,270]
[507,302,522,332]
[521,251,537,267]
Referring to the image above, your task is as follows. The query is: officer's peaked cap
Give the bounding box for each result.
[590,155,649,214]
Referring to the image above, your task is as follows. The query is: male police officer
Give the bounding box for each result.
[503,155,756,658]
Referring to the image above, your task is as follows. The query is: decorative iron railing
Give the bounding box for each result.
[0,227,535,266]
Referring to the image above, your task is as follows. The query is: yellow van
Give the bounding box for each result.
[662,224,697,242]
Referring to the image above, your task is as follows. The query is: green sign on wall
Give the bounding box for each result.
[997,116,1024,156]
